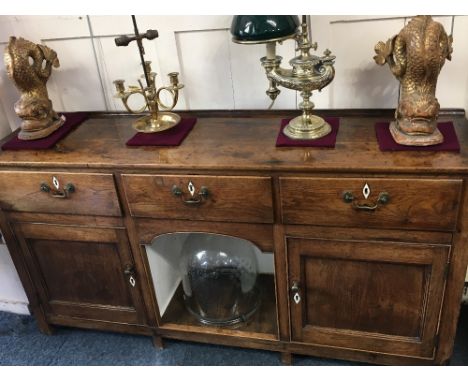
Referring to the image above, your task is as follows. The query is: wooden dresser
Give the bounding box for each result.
[0,110,467,365]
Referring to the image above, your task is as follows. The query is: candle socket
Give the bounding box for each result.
[168,72,180,87]
[113,79,126,94]
[144,61,152,77]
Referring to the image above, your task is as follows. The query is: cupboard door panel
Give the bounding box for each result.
[14,223,145,325]
[31,240,134,308]
[304,258,425,338]
[288,238,450,358]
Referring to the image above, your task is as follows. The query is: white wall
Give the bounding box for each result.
[0,240,29,314]
[0,15,467,313]
[0,102,29,314]
[1,15,467,126]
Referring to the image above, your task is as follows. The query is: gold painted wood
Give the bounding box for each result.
[4,37,64,140]
[374,16,452,146]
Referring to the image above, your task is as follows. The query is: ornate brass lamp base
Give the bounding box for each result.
[389,122,444,146]
[18,115,65,141]
[132,112,181,133]
[283,115,331,140]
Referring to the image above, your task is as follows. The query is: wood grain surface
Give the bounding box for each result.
[1,110,467,365]
[122,174,273,223]
[280,177,462,231]
[0,171,122,216]
[0,111,466,175]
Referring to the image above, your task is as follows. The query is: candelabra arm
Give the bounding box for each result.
[115,90,148,114]
[155,72,184,110]
[156,87,179,111]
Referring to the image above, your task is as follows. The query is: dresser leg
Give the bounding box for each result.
[32,306,54,335]
[152,334,164,349]
[36,317,55,335]
[442,358,452,366]
[280,352,293,365]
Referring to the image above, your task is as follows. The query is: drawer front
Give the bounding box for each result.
[280,177,462,231]
[0,171,122,217]
[122,174,273,223]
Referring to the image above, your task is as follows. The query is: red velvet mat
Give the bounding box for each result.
[375,121,460,152]
[1,112,89,151]
[276,117,340,147]
[126,118,197,147]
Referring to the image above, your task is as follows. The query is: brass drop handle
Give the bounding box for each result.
[40,182,75,199]
[291,281,301,304]
[172,185,209,205]
[124,265,136,287]
[342,191,390,211]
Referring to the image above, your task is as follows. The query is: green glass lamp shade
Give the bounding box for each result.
[231,15,300,44]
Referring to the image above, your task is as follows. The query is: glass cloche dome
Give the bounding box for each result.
[179,233,261,326]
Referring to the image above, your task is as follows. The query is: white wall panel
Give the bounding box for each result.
[0,96,13,139]
[306,16,336,109]
[229,38,297,110]
[175,29,234,110]
[44,38,106,111]
[88,15,233,36]
[0,15,89,42]
[435,16,468,110]
[329,18,404,109]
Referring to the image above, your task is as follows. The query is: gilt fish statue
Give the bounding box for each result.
[4,36,65,140]
[374,15,452,146]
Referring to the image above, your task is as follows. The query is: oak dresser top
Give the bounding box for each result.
[0,110,467,175]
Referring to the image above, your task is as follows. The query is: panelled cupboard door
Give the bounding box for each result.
[287,238,450,359]
[12,223,146,325]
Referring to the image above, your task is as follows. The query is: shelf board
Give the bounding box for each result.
[160,274,278,341]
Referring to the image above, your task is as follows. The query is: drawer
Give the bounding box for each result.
[280,177,462,231]
[122,174,273,223]
[0,171,122,217]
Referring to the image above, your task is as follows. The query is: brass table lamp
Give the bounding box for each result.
[231,15,336,140]
[113,16,184,133]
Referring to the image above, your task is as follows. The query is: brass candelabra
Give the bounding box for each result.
[113,16,184,133]
[113,61,183,133]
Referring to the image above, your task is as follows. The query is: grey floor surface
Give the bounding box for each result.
[0,305,467,366]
